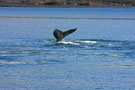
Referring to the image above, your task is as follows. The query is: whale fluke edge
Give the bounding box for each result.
[53,28,77,42]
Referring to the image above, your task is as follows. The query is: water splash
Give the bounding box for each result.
[75,40,97,44]
[57,41,80,45]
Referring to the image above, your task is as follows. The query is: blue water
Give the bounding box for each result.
[0,7,135,90]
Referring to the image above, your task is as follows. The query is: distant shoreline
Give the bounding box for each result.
[0,3,134,8]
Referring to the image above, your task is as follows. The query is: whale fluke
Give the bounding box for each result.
[53,28,77,42]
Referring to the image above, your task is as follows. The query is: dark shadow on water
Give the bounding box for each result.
[0,16,135,20]
[36,59,66,65]
[102,64,135,68]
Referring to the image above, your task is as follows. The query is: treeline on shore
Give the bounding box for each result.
[0,0,135,7]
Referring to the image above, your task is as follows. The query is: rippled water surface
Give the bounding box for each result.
[0,7,135,90]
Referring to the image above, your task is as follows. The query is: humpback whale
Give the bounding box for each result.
[53,28,77,42]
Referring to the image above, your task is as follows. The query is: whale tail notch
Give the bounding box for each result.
[53,28,77,42]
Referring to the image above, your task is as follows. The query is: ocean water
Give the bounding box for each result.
[0,7,135,90]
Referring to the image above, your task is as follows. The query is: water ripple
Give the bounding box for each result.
[0,39,135,65]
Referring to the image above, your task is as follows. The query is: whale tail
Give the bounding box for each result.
[53,28,77,42]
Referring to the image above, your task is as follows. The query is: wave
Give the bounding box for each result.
[0,16,135,20]
[75,40,97,44]
[0,59,65,65]
[0,61,26,65]
[0,39,135,66]
[56,41,80,45]
[1,60,135,68]
[50,39,135,51]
